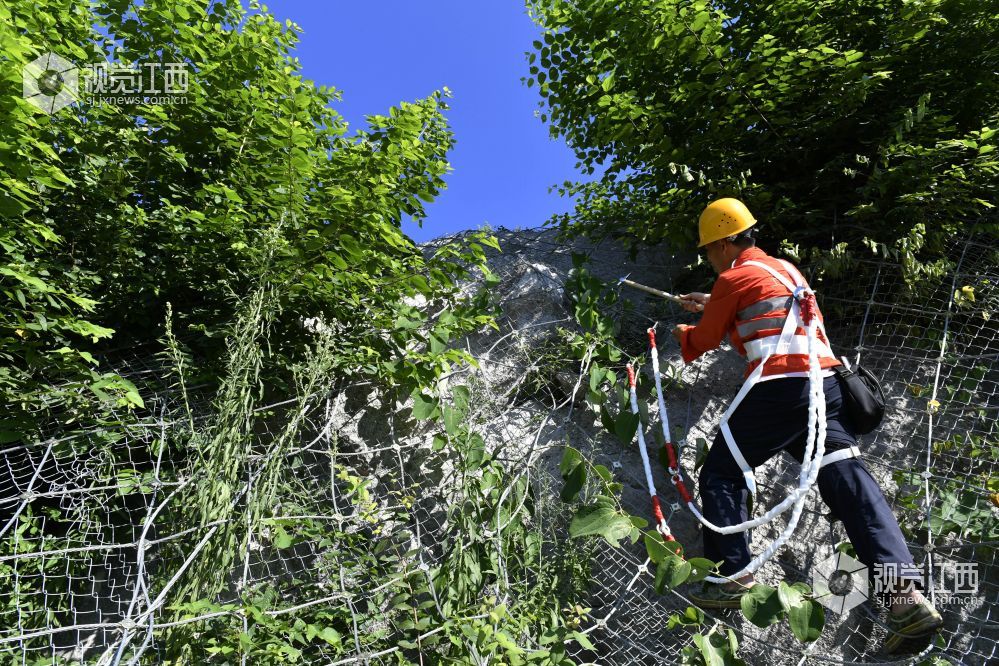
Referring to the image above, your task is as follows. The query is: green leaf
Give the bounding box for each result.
[686,557,717,583]
[0,431,23,444]
[464,433,486,468]
[599,404,616,434]
[835,540,857,558]
[432,435,447,451]
[689,12,710,32]
[480,234,501,251]
[654,552,691,593]
[777,580,803,611]
[559,447,587,501]
[442,406,461,436]
[429,333,446,354]
[411,392,439,420]
[452,385,470,416]
[778,581,824,642]
[273,527,293,549]
[561,461,586,502]
[692,632,727,666]
[644,531,672,563]
[589,363,606,391]
[667,605,705,629]
[740,583,784,628]
[694,437,710,471]
[572,631,595,650]
[614,410,640,445]
[569,505,634,547]
[560,445,584,476]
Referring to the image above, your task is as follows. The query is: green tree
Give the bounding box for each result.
[0,0,131,444]
[526,0,999,260]
[1,0,485,442]
[2,0,507,658]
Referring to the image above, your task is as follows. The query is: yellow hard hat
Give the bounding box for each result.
[697,198,757,247]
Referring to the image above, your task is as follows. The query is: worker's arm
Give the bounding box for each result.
[672,276,740,363]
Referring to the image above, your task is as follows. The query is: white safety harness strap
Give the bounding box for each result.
[718,260,803,497]
[647,258,860,583]
[693,260,825,581]
[819,445,861,468]
[744,335,834,363]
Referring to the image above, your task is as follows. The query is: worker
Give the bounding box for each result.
[671,198,942,652]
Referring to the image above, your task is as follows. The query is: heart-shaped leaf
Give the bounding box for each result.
[740,583,784,628]
[615,410,640,445]
[569,505,633,547]
[779,581,824,642]
[654,552,691,593]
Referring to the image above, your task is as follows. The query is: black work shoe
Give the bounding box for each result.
[883,599,943,653]
[688,581,755,609]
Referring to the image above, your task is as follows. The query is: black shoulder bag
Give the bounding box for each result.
[833,356,886,435]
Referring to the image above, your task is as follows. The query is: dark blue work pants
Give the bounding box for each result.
[698,375,915,592]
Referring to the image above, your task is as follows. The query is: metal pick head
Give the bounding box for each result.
[617,273,632,284]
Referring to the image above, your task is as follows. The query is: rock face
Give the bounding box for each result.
[337,225,993,666]
[4,225,991,665]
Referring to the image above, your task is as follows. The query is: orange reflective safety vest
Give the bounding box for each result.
[679,247,841,379]
[679,247,853,498]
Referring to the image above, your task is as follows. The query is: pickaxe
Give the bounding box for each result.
[618,274,684,304]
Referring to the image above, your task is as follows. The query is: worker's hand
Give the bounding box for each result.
[672,323,692,343]
[678,292,709,313]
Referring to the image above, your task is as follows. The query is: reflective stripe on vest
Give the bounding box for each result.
[744,334,834,363]
[736,316,789,339]
[736,296,792,321]
[735,260,837,369]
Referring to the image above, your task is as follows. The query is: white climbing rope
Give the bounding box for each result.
[626,362,678,545]
[647,260,832,583]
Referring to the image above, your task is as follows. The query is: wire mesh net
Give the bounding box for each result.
[0,228,996,665]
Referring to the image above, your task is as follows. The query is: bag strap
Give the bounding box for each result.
[856,364,887,404]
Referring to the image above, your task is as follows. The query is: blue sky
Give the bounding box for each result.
[267,1,585,243]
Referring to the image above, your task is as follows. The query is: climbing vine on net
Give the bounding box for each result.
[2,227,997,665]
[551,234,997,665]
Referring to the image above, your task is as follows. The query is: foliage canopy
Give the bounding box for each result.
[526,0,999,260]
[1,0,488,442]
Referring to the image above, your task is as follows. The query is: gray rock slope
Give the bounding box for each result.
[335,225,995,665]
